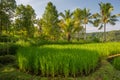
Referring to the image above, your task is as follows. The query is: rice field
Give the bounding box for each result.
[17,42,120,77]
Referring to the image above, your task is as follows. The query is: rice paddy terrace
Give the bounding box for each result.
[17,42,120,77]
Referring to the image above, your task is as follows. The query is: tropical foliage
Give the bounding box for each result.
[93,2,119,42]
[59,10,74,41]
[0,1,119,42]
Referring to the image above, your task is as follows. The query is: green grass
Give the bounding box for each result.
[17,42,120,77]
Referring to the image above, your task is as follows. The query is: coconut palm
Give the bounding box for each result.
[73,8,83,41]
[82,8,92,40]
[94,2,119,42]
[59,10,74,41]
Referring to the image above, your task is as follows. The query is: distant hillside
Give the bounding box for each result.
[87,30,120,42]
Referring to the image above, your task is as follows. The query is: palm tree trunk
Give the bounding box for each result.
[67,32,71,42]
[77,32,80,41]
[84,24,86,40]
[104,23,106,42]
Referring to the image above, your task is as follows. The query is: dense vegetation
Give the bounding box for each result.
[87,30,120,42]
[0,0,120,42]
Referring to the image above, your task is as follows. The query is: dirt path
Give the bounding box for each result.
[107,54,120,59]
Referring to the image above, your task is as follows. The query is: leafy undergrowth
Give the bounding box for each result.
[0,60,120,80]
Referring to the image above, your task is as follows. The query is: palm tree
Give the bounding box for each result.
[82,8,92,40]
[73,8,83,41]
[94,2,119,42]
[59,10,74,41]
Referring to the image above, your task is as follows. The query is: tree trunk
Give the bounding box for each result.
[104,24,106,42]
[77,32,80,41]
[67,32,71,42]
[84,24,86,40]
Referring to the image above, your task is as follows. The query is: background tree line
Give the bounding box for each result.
[0,0,120,43]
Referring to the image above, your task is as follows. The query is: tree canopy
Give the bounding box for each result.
[15,4,36,37]
[0,0,16,35]
[41,2,60,40]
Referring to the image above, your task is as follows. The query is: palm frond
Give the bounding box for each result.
[59,12,65,19]
[110,18,118,22]
[98,24,103,30]
[92,13,101,18]
[93,19,101,27]
[108,20,116,25]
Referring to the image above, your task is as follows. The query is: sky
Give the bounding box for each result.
[16,0,120,33]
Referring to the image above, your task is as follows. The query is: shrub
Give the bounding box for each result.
[0,55,16,65]
[15,40,31,47]
[0,63,3,68]
[0,44,19,56]
[9,44,19,55]
[0,35,11,42]
[0,35,19,42]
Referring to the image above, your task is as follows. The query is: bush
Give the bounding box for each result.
[15,40,31,47]
[0,35,19,42]
[0,43,19,56]
[0,55,16,65]
[0,43,9,56]
[0,63,3,68]
[92,37,100,43]
[9,44,19,55]
[0,35,11,42]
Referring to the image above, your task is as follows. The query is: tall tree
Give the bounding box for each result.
[42,2,59,40]
[94,2,119,42]
[73,8,83,41]
[59,10,74,41]
[15,4,36,37]
[82,8,92,40]
[0,0,16,35]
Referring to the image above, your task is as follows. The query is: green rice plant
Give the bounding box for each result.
[17,46,99,77]
[39,56,46,76]
[112,57,120,70]
[16,42,120,77]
